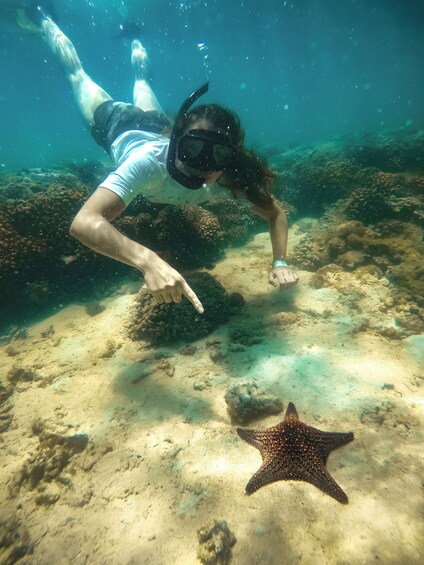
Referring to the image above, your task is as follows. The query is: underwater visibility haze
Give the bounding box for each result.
[0,1,423,564]
[0,0,423,169]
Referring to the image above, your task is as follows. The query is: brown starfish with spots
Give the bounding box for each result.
[237,402,354,504]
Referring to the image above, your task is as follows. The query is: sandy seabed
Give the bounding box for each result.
[1,225,423,565]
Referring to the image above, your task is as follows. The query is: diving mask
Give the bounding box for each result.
[166,82,237,189]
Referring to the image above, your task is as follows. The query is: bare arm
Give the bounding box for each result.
[70,187,204,313]
[252,199,299,289]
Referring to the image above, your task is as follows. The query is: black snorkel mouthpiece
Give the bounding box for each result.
[166,82,210,190]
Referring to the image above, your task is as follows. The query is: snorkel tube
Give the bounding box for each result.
[166,82,209,190]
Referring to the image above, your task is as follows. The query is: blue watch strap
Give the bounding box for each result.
[273,259,288,268]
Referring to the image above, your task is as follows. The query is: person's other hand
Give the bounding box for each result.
[143,258,204,313]
[268,266,299,291]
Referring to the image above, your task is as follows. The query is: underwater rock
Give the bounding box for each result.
[40,325,55,339]
[386,254,424,308]
[370,314,424,341]
[275,311,304,329]
[333,220,367,239]
[115,198,264,270]
[84,301,106,317]
[0,383,14,433]
[337,250,366,269]
[0,512,34,565]
[229,326,264,346]
[11,421,89,496]
[5,345,18,357]
[64,160,110,188]
[180,344,198,356]
[225,382,283,424]
[292,219,372,272]
[208,343,228,364]
[98,339,121,359]
[7,366,39,385]
[156,358,175,377]
[344,185,395,225]
[358,399,417,436]
[269,129,424,223]
[293,215,424,327]
[126,272,244,345]
[197,519,236,565]
[310,264,345,289]
[0,327,28,345]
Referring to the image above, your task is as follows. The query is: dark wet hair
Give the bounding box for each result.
[183,104,275,209]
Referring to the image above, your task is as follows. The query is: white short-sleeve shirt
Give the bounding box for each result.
[100,130,229,206]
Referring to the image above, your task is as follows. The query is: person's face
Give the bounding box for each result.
[176,118,224,186]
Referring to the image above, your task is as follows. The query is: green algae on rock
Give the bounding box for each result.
[225,382,283,424]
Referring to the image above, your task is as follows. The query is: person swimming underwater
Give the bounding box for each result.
[21,3,299,313]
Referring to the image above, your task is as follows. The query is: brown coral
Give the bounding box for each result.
[154,205,224,267]
[126,272,244,344]
[0,172,128,326]
[197,520,236,565]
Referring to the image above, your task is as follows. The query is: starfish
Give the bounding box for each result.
[237,402,354,504]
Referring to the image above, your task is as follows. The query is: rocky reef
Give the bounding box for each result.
[1,127,423,335]
[0,167,263,330]
[270,128,424,221]
[267,128,424,339]
[0,168,124,326]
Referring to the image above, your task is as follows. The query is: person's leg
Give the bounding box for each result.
[131,39,165,114]
[42,17,112,126]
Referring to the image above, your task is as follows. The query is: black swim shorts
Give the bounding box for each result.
[91,101,172,154]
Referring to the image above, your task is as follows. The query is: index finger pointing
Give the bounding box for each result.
[181,280,204,314]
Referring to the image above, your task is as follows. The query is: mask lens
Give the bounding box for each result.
[213,144,234,166]
[178,133,236,171]
[179,137,204,160]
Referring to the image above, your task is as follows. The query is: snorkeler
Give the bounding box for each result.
[26,4,299,313]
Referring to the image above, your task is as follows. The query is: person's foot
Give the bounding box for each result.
[131,39,151,81]
[25,1,57,26]
[17,1,56,34]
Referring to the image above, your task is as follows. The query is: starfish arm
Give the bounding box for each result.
[244,453,304,494]
[311,429,354,461]
[244,461,286,494]
[236,427,269,451]
[302,461,349,504]
[244,457,349,503]
[284,402,300,423]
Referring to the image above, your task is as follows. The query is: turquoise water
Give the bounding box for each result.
[0,3,423,565]
[1,0,423,170]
